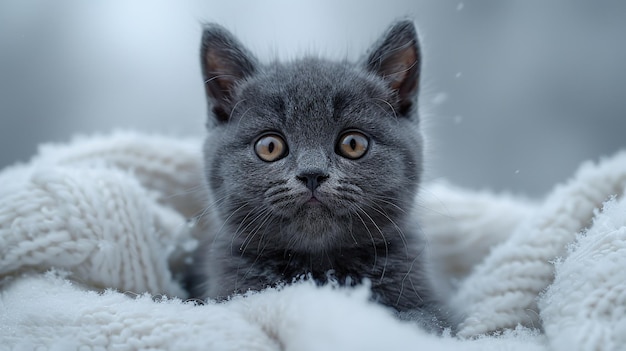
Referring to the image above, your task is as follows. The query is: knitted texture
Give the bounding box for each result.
[448,152,626,337]
[0,132,206,297]
[540,196,626,350]
[1,132,625,350]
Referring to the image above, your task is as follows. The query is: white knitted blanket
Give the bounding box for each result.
[1,132,625,351]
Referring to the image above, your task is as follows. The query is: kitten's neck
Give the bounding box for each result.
[235,233,412,281]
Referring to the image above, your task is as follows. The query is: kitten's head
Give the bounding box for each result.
[201,21,424,253]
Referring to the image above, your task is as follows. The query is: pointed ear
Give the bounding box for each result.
[364,20,421,116]
[200,23,258,123]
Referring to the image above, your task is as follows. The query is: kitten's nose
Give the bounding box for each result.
[296,170,329,191]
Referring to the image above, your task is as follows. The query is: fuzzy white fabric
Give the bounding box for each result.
[1,132,625,351]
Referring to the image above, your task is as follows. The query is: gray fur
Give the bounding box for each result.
[188,20,448,331]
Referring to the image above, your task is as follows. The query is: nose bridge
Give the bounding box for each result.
[296,146,329,172]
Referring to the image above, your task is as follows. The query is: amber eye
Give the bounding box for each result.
[337,131,369,159]
[255,134,287,162]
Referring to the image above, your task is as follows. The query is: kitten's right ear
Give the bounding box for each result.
[201,24,258,123]
[364,20,421,117]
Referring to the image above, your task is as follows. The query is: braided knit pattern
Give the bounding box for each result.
[0,132,205,297]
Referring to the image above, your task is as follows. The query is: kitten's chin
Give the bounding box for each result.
[295,203,336,228]
[281,204,346,252]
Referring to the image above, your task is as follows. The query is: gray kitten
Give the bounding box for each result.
[188,20,448,330]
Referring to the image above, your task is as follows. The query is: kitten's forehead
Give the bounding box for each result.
[239,58,389,131]
[275,59,385,101]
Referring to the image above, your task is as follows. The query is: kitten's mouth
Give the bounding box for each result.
[295,191,332,214]
[306,195,322,205]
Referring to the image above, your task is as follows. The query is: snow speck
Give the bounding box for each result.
[514,170,520,174]
[456,3,464,11]
[432,92,448,105]
[455,72,462,78]
[453,115,463,124]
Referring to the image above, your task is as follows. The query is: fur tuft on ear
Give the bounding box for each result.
[364,20,421,117]
[200,23,258,123]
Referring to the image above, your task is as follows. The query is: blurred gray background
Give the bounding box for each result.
[1,0,625,197]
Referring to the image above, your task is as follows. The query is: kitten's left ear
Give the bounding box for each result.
[364,20,421,116]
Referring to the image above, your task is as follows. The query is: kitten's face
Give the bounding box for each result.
[201,22,423,253]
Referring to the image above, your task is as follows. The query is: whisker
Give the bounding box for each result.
[242,215,276,281]
[228,98,247,121]
[368,194,408,214]
[398,255,423,305]
[204,73,238,84]
[346,211,359,246]
[210,201,250,247]
[193,192,233,222]
[363,202,409,258]
[407,256,424,304]
[233,106,255,134]
[240,208,273,255]
[231,205,268,252]
[162,184,207,201]
[351,205,378,275]
[354,204,389,282]
[415,186,457,220]
[370,97,398,120]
